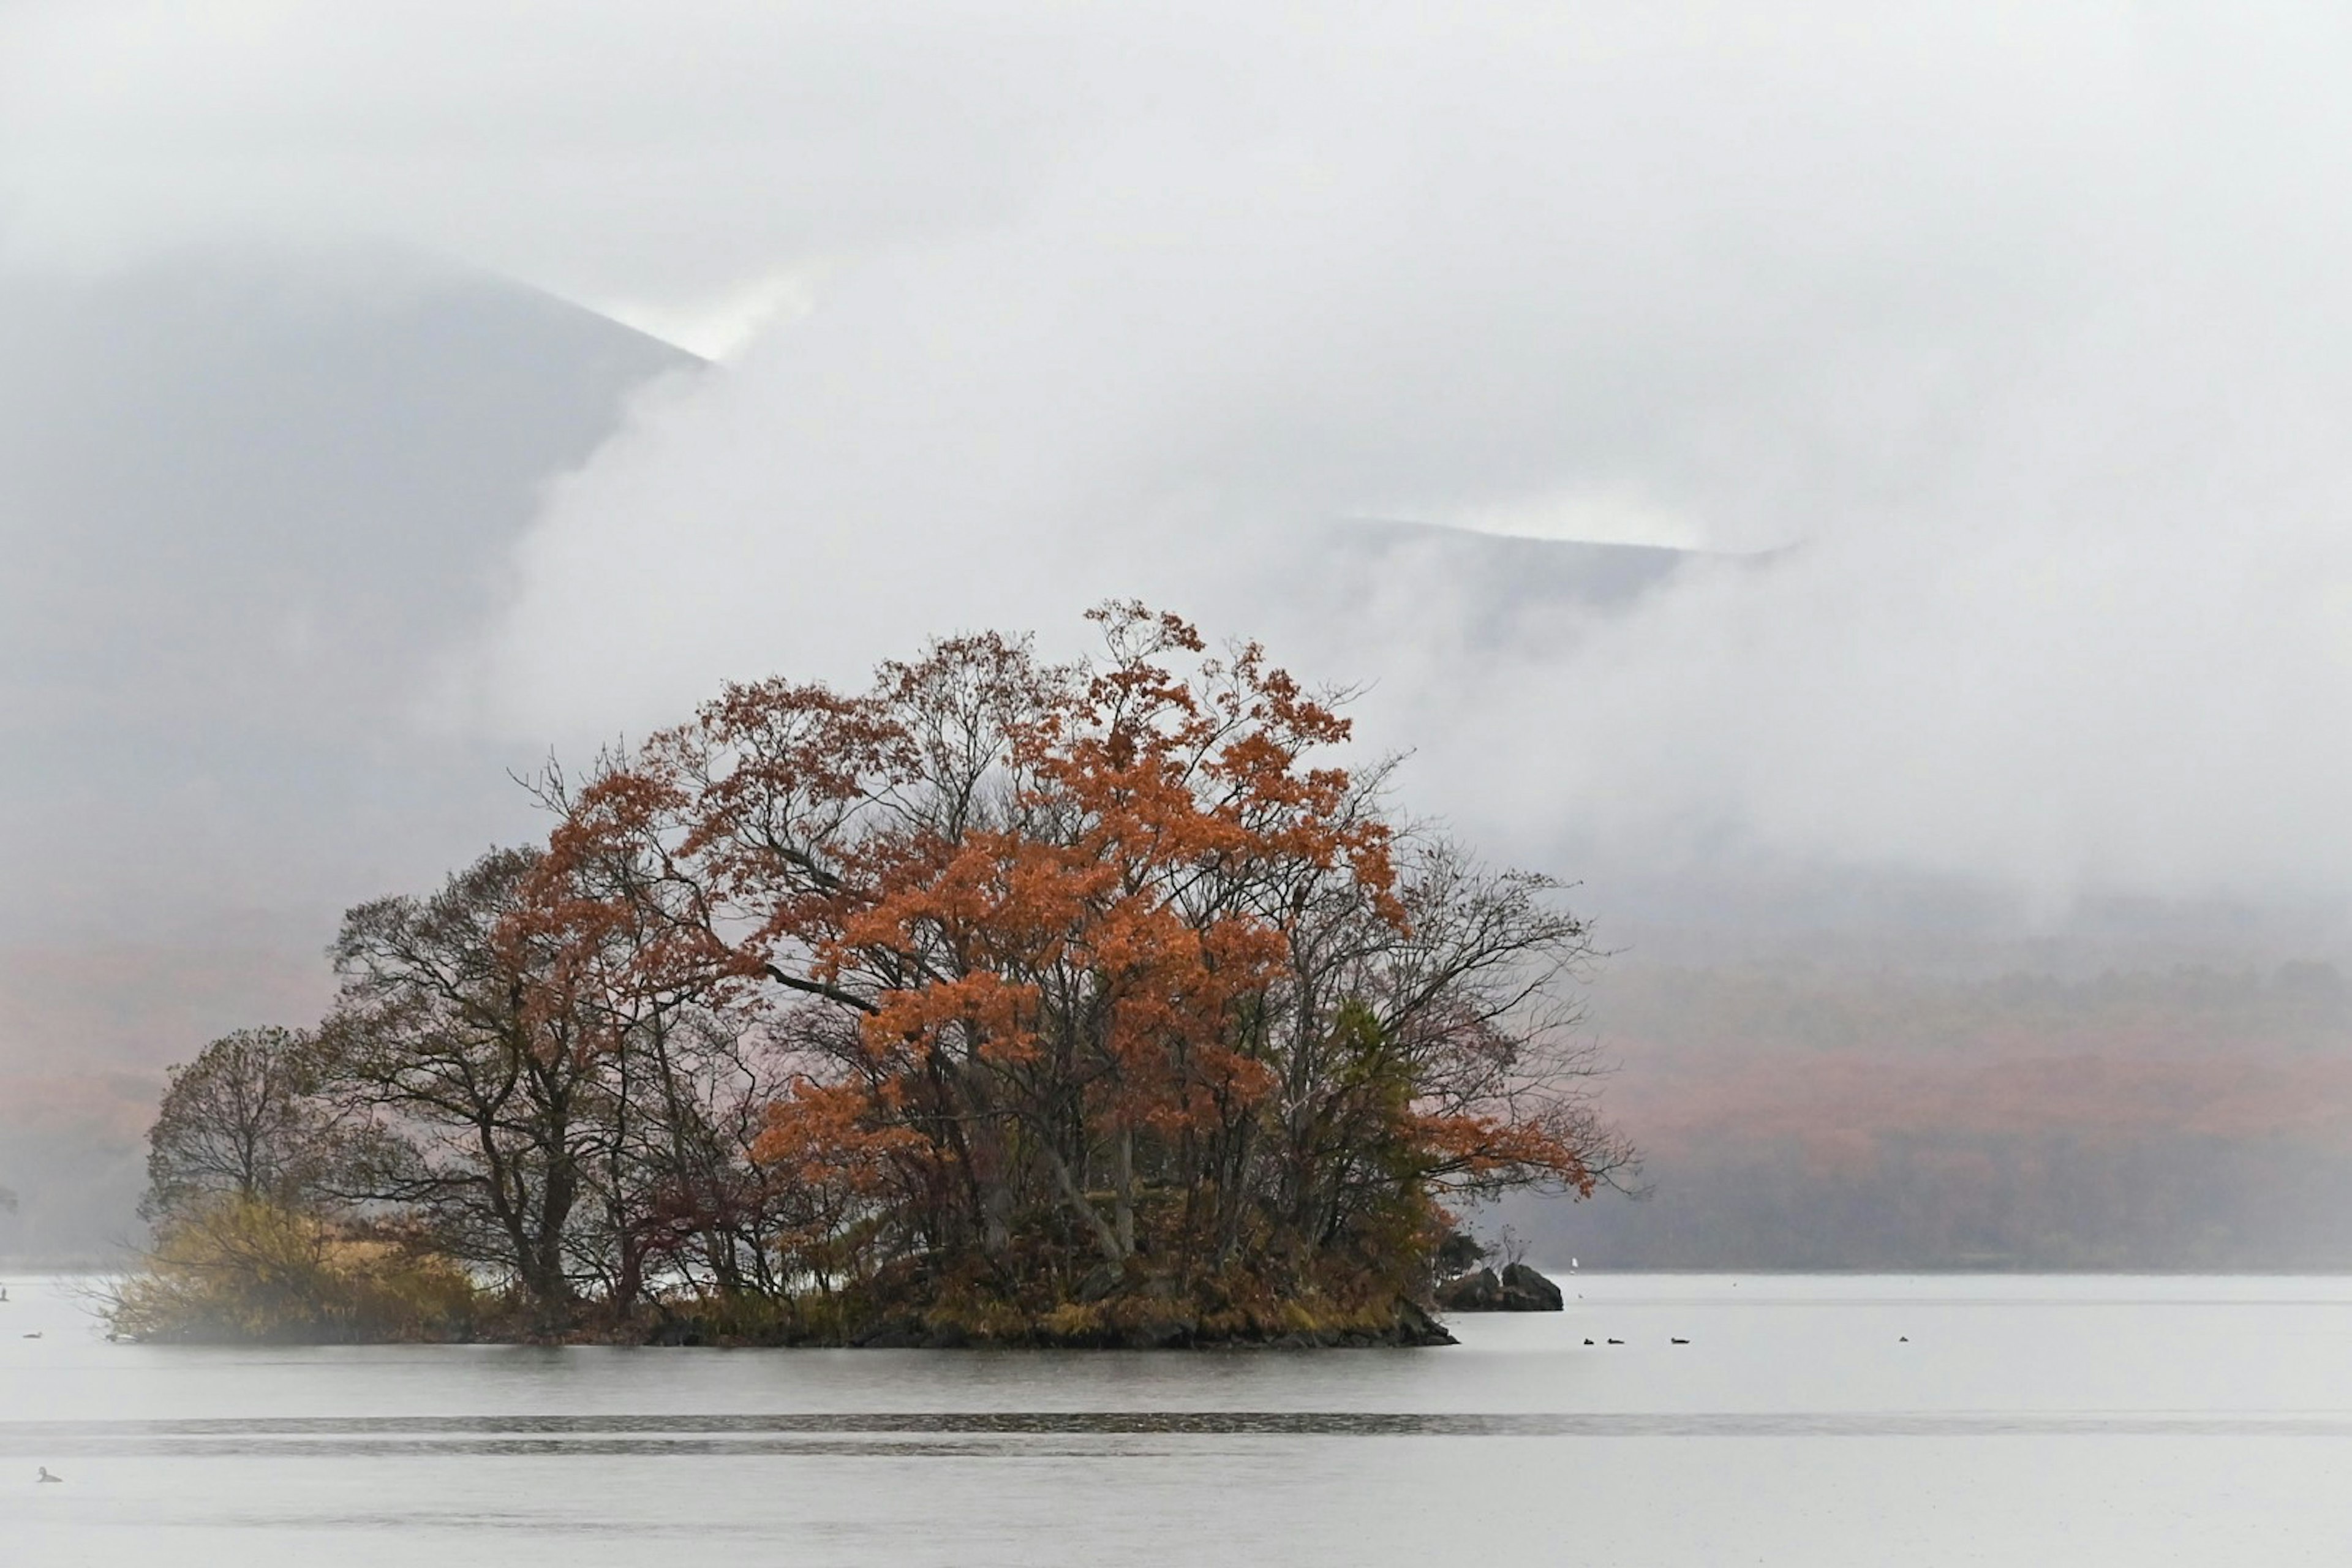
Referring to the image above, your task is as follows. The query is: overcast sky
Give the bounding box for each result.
[6,3,2351,924]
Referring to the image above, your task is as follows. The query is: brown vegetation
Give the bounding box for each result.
[115,606,1628,1343]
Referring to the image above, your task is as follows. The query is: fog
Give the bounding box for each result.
[490,6,2352,911]
[9,3,2350,917]
[4,5,2351,1256]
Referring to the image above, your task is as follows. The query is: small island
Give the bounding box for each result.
[116,606,1627,1348]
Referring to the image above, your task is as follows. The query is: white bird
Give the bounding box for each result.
[36,1467,61,1484]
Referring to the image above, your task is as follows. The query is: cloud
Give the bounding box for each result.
[10,3,2352,915]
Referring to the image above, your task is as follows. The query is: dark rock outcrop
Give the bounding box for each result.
[1393,1298,1458,1346]
[1435,1262,1565,1313]
[1437,1267,1506,1311]
[1500,1262,1564,1310]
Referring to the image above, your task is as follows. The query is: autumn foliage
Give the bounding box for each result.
[127,605,1629,1344]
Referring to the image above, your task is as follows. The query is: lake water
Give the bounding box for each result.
[4,1272,2351,1565]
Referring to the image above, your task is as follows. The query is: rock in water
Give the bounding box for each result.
[1499,1263,1565,1311]
[1438,1263,1565,1312]
[1435,1267,1505,1311]
[1394,1299,1460,1346]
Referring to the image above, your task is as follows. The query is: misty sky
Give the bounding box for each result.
[4,2,2351,938]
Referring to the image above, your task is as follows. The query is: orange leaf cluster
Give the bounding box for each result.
[524,603,1626,1309]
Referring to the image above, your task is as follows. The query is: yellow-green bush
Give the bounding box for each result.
[110,1198,481,1343]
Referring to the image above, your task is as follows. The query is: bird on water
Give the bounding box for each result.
[36,1468,62,1484]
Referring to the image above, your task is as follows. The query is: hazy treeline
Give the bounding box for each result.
[1607,960,2351,1061]
[21,952,2349,1278]
[1525,959,2352,1270]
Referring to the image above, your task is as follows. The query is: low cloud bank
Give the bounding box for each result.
[462,7,2352,916]
[7,4,2348,919]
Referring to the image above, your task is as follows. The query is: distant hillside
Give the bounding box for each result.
[1328,519,1694,615]
[0,243,696,1257]
[0,243,698,952]
[1512,959,2352,1270]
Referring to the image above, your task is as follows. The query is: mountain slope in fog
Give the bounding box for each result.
[1328,519,1692,614]
[0,244,694,1256]
[0,244,696,950]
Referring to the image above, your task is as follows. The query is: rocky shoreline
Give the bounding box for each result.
[640,1296,1459,1349]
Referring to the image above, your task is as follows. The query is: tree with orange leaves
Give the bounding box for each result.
[124,603,1627,1344]
[537,601,1631,1342]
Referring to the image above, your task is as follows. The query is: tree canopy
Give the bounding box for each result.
[129,605,1630,1345]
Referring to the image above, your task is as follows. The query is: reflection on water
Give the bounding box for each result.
[4,1273,2352,1566]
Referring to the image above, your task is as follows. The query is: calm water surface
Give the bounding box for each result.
[4,1272,2350,1565]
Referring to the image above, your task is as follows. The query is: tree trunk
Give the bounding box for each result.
[1112,1124,1136,1259]
[1044,1144,1125,1265]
